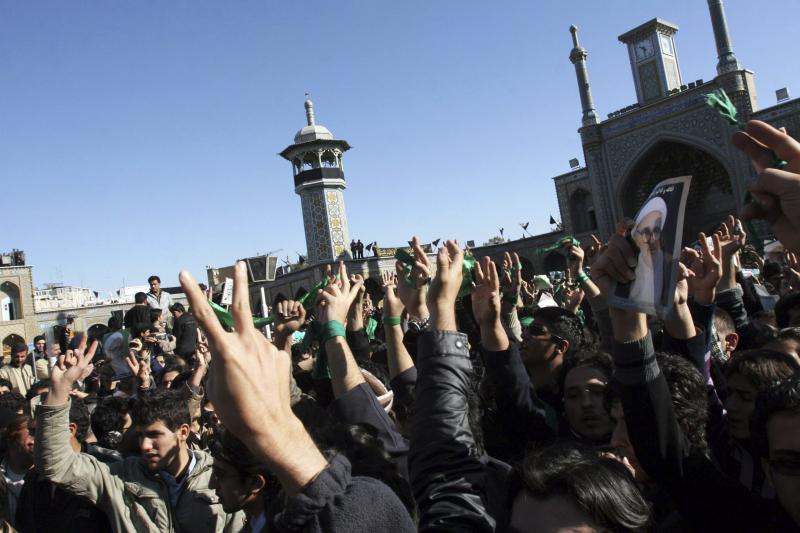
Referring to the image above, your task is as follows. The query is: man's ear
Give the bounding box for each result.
[177,423,191,442]
[68,422,78,438]
[557,339,570,356]
[247,474,267,497]
[725,332,739,354]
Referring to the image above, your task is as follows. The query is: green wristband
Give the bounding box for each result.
[322,320,347,342]
[383,316,402,326]
[577,271,590,285]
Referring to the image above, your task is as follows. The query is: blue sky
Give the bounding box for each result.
[3,1,798,293]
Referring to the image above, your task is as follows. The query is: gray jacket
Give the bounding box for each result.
[35,402,245,533]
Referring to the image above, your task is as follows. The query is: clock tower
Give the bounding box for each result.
[619,18,683,106]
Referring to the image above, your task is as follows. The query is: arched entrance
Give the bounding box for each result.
[569,189,598,234]
[0,282,22,321]
[2,334,25,361]
[543,251,566,274]
[620,141,736,245]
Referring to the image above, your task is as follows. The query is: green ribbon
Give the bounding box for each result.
[365,317,378,340]
[208,300,273,331]
[394,249,416,287]
[383,316,402,326]
[537,236,580,255]
[297,276,333,312]
[705,88,787,168]
[459,253,477,297]
[321,320,346,342]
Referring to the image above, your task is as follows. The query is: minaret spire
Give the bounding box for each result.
[304,93,315,126]
[569,25,599,126]
[707,0,741,75]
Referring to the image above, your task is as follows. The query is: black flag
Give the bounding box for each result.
[366,243,373,252]
[520,222,529,230]
[499,228,504,236]
[549,215,557,225]
[432,238,441,248]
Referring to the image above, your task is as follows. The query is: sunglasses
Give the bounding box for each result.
[525,322,565,345]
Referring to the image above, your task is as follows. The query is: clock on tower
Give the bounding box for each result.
[619,18,683,105]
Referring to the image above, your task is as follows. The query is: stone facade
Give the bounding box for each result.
[0,266,38,358]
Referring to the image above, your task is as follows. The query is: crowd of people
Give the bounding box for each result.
[0,119,799,532]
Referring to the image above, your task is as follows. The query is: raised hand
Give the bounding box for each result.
[472,257,502,326]
[567,242,585,279]
[179,262,327,496]
[585,234,605,268]
[347,273,367,330]
[428,240,463,331]
[784,252,800,292]
[588,222,637,299]
[126,352,152,389]
[273,299,307,337]
[47,340,97,405]
[381,271,405,318]
[562,285,585,313]
[733,120,800,253]
[395,236,431,320]
[682,232,723,305]
[316,262,364,325]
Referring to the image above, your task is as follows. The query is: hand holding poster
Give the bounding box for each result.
[607,175,692,318]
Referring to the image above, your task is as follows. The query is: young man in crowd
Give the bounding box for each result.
[35,340,246,532]
[0,343,35,396]
[146,275,173,326]
[124,292,153,330]
[170,302,198,361]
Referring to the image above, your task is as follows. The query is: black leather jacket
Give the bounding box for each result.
[409,331,509,532]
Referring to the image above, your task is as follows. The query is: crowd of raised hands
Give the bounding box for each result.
[10,119,799,532]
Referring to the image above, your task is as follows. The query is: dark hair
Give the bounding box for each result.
[169,302,185,314]
[25,379,52,401]
[559,349,612,398]
[0,392,26,414]
[162,356,188,377]
[33,335,45,345]
[656,352,709,452]
[134,292,148,304]
[713,307,736,339]
[108,316,122,330]
[775,291,800,329]
[510,444,650,532]
[726,349,800,391]
[132,323,152,339]
[131,389,190,431]
[91,396,131,449]
[149,308,162,323]
[147,276,161,284]
[751,376,800,458]
[69,397,91,443]
[0,414,32,456]
[0,379,13,391]
[533,307,584,355]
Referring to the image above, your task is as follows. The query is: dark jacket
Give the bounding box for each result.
[123,304,152,331]
[172,313,198,358]
[410,331,510,532]
[613,332,796,532]
[16,470,113,533]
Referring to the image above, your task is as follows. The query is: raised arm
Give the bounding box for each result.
[410,241,495,532]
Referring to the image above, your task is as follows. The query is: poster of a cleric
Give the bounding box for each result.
[608,175,692,318]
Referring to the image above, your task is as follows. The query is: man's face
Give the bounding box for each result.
[48,343,61,359]
[633,211,663,254]
[162,370,180,389]
[563,366,613,441]
[212,459,258,514]
[725,373,758,440]
[13,349,27,367]
[138,420,185,473]
[521,321,560,370]
[0,386,10,395]
[609,400,648,482]
[35,340,45,353]
[764,412,800,526]
[10,421,35,464]
[765,338,800,366]
[171,310,183,320]
[149,279,160,294]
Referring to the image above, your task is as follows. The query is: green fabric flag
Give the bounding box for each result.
[537,236,580,255]
[705,88,786,168]
[208,300,274,331]
[459,253,477,297]
[365,317,378,341]
[394,249,416,287]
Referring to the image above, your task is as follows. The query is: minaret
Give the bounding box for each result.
[569,25,599,127]
[280,96,352,265]
[707,0,741,75]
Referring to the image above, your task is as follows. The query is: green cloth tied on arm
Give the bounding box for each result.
[705,88,787,168]
[537,236,580,255]
[365,317,378,340]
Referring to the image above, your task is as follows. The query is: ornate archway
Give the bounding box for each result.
[0,281,22,321]
[620,141,735,245]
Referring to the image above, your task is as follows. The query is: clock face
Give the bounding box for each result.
[634,37,655,61]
